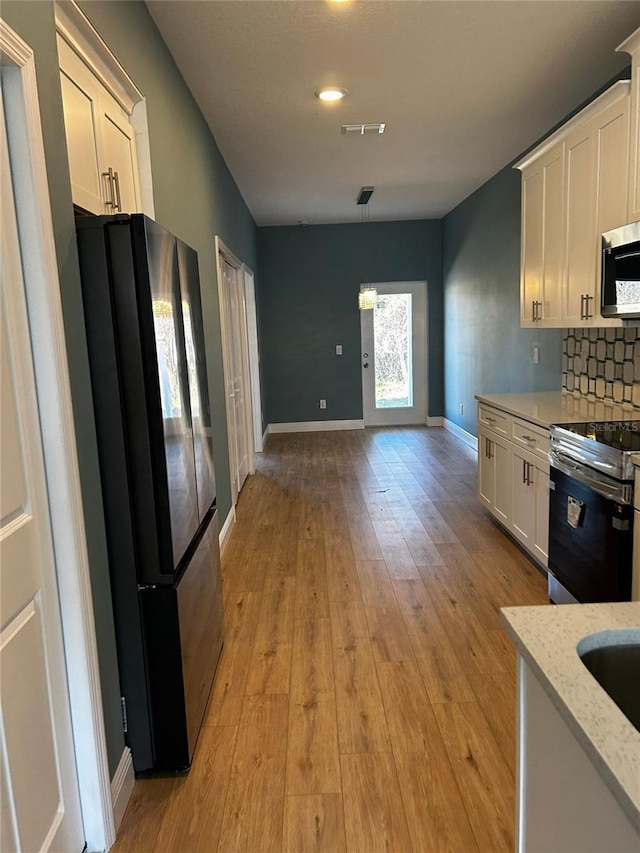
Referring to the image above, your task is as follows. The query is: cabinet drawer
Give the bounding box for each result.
[478,404,509,436]
[511,417,549,461]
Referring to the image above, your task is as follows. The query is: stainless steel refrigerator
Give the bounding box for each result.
[76,214,224,772]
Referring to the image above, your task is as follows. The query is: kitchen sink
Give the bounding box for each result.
[578,635,640,733]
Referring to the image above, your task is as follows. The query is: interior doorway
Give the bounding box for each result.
[360,281,427,426]
[215,238,255,507]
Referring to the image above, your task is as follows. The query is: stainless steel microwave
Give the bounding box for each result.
[601,221,640,319]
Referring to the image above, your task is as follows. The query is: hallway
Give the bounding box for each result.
[114,427,548,852]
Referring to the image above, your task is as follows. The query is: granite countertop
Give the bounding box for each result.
[475,390,640,429]
[501,602,640,830]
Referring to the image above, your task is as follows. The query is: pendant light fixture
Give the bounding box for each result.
[357,186,377,310]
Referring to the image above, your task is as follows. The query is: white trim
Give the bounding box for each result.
[242,264,263,454]
[262,426,270,446]
[0,20,114,851]
[110,748,134,833]
[426,416,444,427]
[219,507,236,554]
[54,0,141,112]
[514,81,631,171]
[444,417,479,451]
[269,419,365,434]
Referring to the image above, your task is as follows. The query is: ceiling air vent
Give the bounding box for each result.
[341,123,386,135]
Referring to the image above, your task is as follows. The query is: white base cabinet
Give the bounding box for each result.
[477,404,549,568]
[516,657,639,852]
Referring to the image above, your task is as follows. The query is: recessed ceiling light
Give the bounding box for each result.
[316,87,348,102]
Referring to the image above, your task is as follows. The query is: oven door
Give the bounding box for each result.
[548,466,633,603]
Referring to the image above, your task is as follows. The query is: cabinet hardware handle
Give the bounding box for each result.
[486,416,496,424]
[522,434,536,442]
[525,461,533,486]
[580,294,585,320]
[532,300,536,322]
[584,294,593,319]
[522,459,527,484]
[102,167,116,208]
[487,438,493,460]
[113,170,122,212]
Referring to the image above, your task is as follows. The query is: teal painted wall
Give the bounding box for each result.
[443,165,563,436]
[2,0,256,777]
[256,220,443,424]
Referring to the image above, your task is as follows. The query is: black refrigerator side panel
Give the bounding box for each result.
[105,221,171,582]
[75,220,154,770]
[176,239,217,520]
[139,589,190,770]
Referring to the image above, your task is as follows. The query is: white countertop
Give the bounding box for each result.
[501,602,640,830]
[475,390,640,429]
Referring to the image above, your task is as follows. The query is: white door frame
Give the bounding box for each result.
[1,21,114,851]
[360,280,428,426]
[215,236,255,507]
[242,264,264,453]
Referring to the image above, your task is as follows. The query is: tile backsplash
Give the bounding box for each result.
[562,328,640,407]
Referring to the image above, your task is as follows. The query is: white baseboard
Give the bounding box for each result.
[111,747,135,833]
[268,419,365,434]
[443,417,478,451]
[426,416,444,427]
[219,506,236,553]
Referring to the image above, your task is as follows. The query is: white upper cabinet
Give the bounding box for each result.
[520,142,564,326]
[58,36,140,215]
[55,1,154,217]
[516,79,633,328]
[618,28,640,223]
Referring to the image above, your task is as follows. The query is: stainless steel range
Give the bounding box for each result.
[548,420,638,604]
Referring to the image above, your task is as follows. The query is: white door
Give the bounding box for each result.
[1,93,85,853]
[243,266,264,453]
[220,255,251,504]
[360,281,427,426]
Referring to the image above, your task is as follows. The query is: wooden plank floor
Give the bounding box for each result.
[113,427,548,852]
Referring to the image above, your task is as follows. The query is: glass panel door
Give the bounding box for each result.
[361,281,427,426]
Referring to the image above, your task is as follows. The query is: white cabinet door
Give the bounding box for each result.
[563,121,596,326]
[541,144,565,326]
[511,447,536,550]
[478,429,495,511]
[98,91,140,214]
[58,37,103,214]
[593,95,631,326]
[493,434,511,526]
[533,459,550,566]
[520,165,544,327]
[520,143,564,327]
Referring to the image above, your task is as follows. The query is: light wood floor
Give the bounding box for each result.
[113,427,548,853]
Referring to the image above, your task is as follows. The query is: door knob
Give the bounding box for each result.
[363,362,369,368]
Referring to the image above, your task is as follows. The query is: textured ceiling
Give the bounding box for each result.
[146,1,640,226]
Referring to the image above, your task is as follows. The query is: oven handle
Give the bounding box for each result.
[549,450,633,505]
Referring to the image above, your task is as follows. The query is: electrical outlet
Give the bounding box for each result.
[533,344,540,365]
[319,399,327,409]
[459,403,464,416]
[336,345,343,355]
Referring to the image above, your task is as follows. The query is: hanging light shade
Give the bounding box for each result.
[357,186,376,310]
[358,285,378,310]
